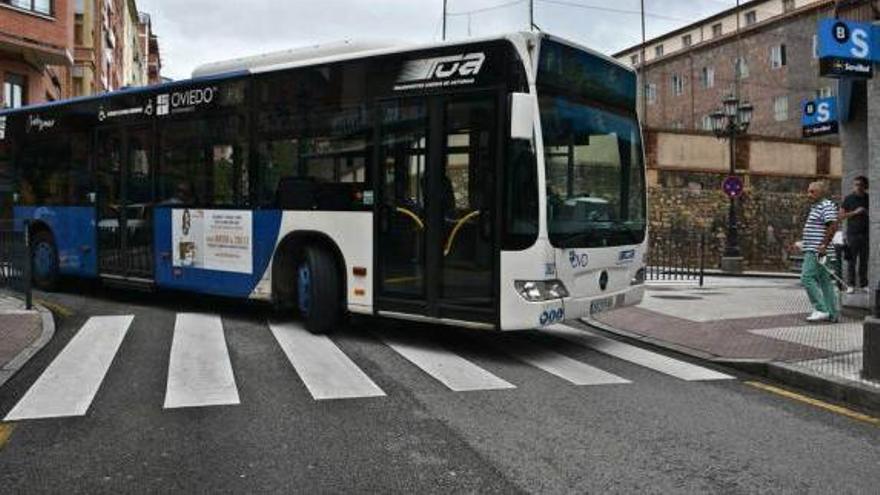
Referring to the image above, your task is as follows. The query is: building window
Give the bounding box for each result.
[745,11,757,26]
[701,67,715,88]
[646,83,657,104]
[783,0,796,12]
[73,77,85,97]
[818,86,834,98]
[3,73,26,109]
[702,115,714,131]
[631,54,639,66]
[655,45,664,58]
[734,57,749,79]
[672,74,684,96]
[712,23,723,38]
[3,0,52,15]
[771,44,787,68]
[74,12,85,45]
[682,34,692,48]
[773,96,789,121]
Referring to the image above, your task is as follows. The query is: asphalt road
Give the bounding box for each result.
[1,284,879,493]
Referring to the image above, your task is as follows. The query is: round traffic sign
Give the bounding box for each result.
[722,175,744,199]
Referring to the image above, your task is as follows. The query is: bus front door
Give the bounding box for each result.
[376,94,498,325]
[96,126,155,283]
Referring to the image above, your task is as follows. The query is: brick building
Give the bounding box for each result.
[0,0,160,108]
[616,0,836,140]
[139,12,161,85]
[0,0,74,107]
[72,0,160,98]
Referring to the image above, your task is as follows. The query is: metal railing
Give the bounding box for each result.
[646,229,706,286]
[0,220,32,309]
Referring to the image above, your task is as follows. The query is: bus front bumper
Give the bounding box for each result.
[561,285,645,323]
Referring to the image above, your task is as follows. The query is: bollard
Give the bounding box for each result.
[863,282,880,381]
[23,220,32,310]
[875,280,880,318]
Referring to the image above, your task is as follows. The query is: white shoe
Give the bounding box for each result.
[806,311,831,322]
[862,287,871,293]
[846,287,855,294]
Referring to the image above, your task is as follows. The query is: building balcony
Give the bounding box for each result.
[0,29,73,67]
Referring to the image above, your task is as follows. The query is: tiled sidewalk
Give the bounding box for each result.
[0,291,52,387]
[589,276,880,408]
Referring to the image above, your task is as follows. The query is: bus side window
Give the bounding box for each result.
[159,115,249,208]
[19,138,88,206]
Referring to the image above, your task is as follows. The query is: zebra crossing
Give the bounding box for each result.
[3,314,734,422]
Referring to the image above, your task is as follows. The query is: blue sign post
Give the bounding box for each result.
[817,19,876,78]
[802,97,838,137]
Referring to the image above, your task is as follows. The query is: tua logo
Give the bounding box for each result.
[398,52,486,83]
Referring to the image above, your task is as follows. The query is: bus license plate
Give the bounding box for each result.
[590,297,614,315]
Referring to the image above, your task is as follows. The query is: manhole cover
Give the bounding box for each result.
[651,295,704,300]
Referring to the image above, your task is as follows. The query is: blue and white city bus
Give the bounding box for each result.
[0,32,647,333]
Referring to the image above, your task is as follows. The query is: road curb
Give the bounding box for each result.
[764,362,880,412]
[0,302,56,389]
[583,317,880,413]
[581,317,739,364]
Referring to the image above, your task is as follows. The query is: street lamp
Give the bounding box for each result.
[710,95,753,273]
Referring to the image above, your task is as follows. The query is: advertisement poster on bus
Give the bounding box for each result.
[172,209,253,274]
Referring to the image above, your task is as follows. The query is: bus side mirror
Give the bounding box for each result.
[510,93,534,140]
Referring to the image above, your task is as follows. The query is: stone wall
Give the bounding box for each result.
[650,173,841,271]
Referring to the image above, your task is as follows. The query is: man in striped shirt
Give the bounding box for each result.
[800,181,840,322]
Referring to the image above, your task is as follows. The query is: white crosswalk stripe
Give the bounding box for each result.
[377,332,515,392]
[493,338,631,386]
[268,321,386,400]
[548,324,735,381]
[164,313,240,409]
[5,315,134,421]
[4,314,740,421]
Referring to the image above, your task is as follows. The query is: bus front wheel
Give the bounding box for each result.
[31,230,59,291]
[296,246,341,334]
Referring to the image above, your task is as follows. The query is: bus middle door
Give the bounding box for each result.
[96,126,155,283]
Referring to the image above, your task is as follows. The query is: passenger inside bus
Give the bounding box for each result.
[160,181,196,206]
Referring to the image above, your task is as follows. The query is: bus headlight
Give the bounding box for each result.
[515,280,569,302]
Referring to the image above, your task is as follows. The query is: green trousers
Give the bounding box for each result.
[800,252,839,319]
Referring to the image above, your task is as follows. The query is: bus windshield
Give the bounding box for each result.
[538,40,646,249]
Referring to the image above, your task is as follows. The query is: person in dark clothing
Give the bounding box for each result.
[840,175,869,293]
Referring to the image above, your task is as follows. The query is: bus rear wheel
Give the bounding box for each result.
[296,246,341,334]
[31,231,59,291]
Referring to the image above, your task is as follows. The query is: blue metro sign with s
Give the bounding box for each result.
[817,19,877,78]
[801,97,838,137]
